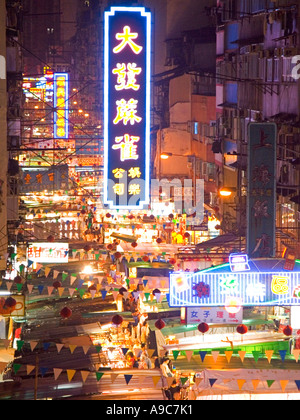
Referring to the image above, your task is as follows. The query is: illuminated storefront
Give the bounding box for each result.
[104,6,151,209]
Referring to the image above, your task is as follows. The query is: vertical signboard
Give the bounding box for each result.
[247,123,277,257]
[54,73,69,139]
[104,6,151,209]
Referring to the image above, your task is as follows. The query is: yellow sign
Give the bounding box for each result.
[271,275,289,295]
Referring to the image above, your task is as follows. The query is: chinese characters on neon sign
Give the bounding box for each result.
[104,7,151,209]
[54,73,69,139]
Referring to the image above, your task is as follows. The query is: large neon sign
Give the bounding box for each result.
[104,6,151,209]
[54,73,69,139]
[169,261,300,307]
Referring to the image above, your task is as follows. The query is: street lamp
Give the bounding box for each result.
[219,187,236,198]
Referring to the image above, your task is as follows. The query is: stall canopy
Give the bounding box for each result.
[110,232,137,243]
[196,233,244,250]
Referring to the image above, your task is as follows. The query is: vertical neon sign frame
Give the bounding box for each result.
[54,73,69,140]
[104,6,151,210]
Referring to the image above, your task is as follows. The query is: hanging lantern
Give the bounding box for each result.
[118,287,127,295]
[53,281,62,289]
[47,235,55,242]
[107,244,113,251]
[184,232,190,239]
[169,258,176,265]
[60,307,72,319]
[142,255,149,262]
[156,238,162,244]
[198,322,209,334]
[128,214,134,220]
[114,252,122,260]
[236,324,248,335]
[283,325,293,337]
[168,214,174,220]
[152,288,161,297]
[106,213,111,218]
[88,284,97,292]
[4,297,16,309]
[131,242,138,248]
[112,314,123,325]
[155,319,165,330]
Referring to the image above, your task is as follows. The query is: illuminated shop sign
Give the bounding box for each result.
[229,254,250,272]
[104,6,151,209]
[169,269,300,307]
[54,73,69,139]
[186,307,243,324]
[27,243,69,263]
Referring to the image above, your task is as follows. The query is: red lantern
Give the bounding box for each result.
[112,314,123,325]
[84,245,91,252]
[131,242,138,248]
[60,307,72,319]
[155,319,165,330]
[88,284,97,292]
[184,232,190,239]
[142,255,149,262]
[156,238,162,244]
[4,297,16,309]
[283,325,293,337]
[14,276,22,284]
[106,213,111,218]
[107,244,113,251]
[114,252,122,259]
[128,214,134,220]
[198,322,209,334]
[53,281,62,289]
[169,258,176,265]
[236,324,248,335]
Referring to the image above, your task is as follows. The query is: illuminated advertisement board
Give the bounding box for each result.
[104,6,151,209]
[28,243,69,263]
[54,73,69,139]
[169,260,300,307]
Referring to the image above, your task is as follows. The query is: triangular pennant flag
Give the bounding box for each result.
[27,259,34,268]
[267,380,275,388]
[43,342,51,351]
[238,351,246,363]
[265,350,274,363]
[252,379,260,390]
[80,371,90,383]
[95,345,102,354]
[211,351,219,363]
[67,369,76,382]
[27,284,34,294]
[101,290,107,300]
[292,349,300,362]
[295,380,300,390]
[58,287,65,297]
[279,350,287,362]
[69,345,77,354]
[53,270,60,280]
[82,346,90,355]
[44,267,51,277]
[152,376,161,387]
[27,365,35,375]
[13,364,22,375]
[252,351,261,363]
[69,288,76,298]
[37,285,44,295]
[62,272,68,282]
[209,378,217,387]
[56,343,64,353]
[112,291,118,301]
[121,347,129,356]
[195,377,203,386]
[53,368,62,381]
[16,283,23,292]
[237,379,246,390]
[172,350,180,360]
[225,351,233,363]
[185,350,193,362]
[110,373,119,384]
[17,340,25,351]
[6,282,13,291]
[30,341,38,352]
[148,349,155,358]
[280,380,289,392]
[36,263,43,273]
[47,286,54,296]
[180,377,189,386]
[124,374,133,385]
[199,351,207,362]
[40,367,48,377]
